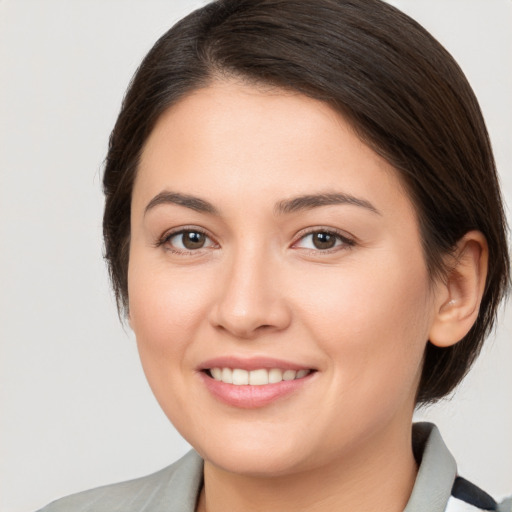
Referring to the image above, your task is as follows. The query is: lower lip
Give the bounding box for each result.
[199,372,314,409]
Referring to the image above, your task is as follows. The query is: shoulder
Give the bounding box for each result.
[36,450,203,512]
[407,423,511,512]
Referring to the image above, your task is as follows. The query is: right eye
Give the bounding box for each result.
[160,229,217,253]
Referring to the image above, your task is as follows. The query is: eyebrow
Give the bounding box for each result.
[274,192,380,216]
[144,190,380,216]
[145,191,219,216]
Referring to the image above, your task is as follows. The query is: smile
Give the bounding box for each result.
[207,368,312,385]
[200,363,316,408]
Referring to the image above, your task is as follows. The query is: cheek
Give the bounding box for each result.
[126,256,218,426]
[127,256,212,362]
[297,255,430,335]
[293,254,432,397]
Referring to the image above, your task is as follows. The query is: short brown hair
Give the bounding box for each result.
[103,0,509,404]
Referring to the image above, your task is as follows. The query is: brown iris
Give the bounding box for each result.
[181,230,206,249]
[312,232,337,250]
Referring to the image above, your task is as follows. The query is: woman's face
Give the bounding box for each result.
[128,80,438,476]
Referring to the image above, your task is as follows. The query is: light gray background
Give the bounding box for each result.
[1,1,510,511]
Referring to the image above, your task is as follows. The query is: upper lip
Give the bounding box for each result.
[198,356,315,372]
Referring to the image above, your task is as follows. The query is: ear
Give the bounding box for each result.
[428,231,488,348]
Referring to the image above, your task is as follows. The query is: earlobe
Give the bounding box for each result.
[428,231,488,348]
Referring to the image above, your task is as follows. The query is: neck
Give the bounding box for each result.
[196,421,418,512]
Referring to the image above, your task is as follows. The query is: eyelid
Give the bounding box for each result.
[155,225,218,252]
[291,227,356,251]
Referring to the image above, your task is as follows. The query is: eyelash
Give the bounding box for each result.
[156,226,355,255]
[292,227,355,255]
[155,226,216,255]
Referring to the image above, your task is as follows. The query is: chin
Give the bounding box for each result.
[204,446,308,477]
[186,423,314,477]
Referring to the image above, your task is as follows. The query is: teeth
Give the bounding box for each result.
[268,368,283,384]
[209,368,311,385]
[211,368,222,380]
[283,370,296,381]
[249,369,269,385]
[221,368,232,383]
[232,369,249,385]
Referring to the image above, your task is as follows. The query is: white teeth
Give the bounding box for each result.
[210,368,222,380]
[209,367,311,385]
[221,368,232,383]
[249,368,269,385]
[282,370,297,381]
[268,368,283,383]
[232,369,249,385]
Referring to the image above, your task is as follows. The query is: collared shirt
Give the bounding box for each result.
[37,423,510,512]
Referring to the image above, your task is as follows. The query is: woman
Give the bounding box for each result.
[37,0,510,511]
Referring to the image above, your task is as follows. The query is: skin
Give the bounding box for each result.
[128,80,486,512]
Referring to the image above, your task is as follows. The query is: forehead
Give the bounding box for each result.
[135,80,413,219]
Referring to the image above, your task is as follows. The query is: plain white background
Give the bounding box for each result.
[0,1,511,511]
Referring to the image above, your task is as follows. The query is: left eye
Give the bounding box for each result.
[165,230,215,251]
[295,231,350,251]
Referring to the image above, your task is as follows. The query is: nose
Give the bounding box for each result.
[208,245,292,340]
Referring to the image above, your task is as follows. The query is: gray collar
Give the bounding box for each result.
[404,422,457,512]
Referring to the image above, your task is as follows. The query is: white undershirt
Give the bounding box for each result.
[445,496,487,512]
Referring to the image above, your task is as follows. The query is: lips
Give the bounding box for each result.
[198,357,316,408]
